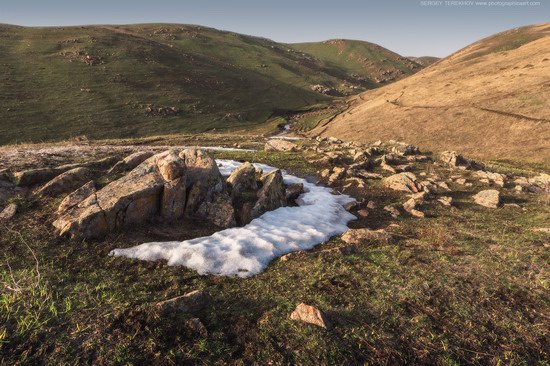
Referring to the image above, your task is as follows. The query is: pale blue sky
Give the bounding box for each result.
[1,0,548,57]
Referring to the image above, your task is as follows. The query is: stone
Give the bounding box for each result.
[384,205,401,219]
[0,203,17,222]
[391,143,419,156]
[455,178,466,185]
[285,183,304,201]
[438,196,453,206]
[186,318,208,338]
[37,167,93,196]
[343,201,359,211]
[13,167,67,187]
[356,209,369,217]
[474,171,505,187]
[440,151,484,170]
[108,151,155,174]
[533,228,550,234]
[473,190,501,208]
[183,149,225,215]
[383,172,420,193]
[436,181,451,191]
[264,139,296,152]
[251,170,286,219]
[328,167,346,185]
[366,200,376,209]
[57,181,96,213]
[341,228,392,244]
[154,290,211,314]
[227,162,258,198]
[197,192,236,228]
[290,303,332,330]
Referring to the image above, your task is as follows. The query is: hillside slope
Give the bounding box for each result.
[292,39,422,86]
[0,24,420,145]
[314,24,550,163]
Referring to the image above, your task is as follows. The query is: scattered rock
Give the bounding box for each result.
[383,172,421,193]
[343,201,359,211]
[265,139,296,152]
[328,167,346,185]
[455,178,466,185]
[341,228,392,244]
[366,200,376,209]
[154,290,211,314]
[438,196,453,206]
[356,209,369,217]
[474,171,505,187]
[440,151,485,170]
[532,228,550,234]
[37,167,93,196]
[290,303,332,330]
[384,205,401,219]
[473,190,501,208]
[0,203,17,222]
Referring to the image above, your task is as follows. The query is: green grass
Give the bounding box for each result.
[1,144,549,365]
[0,24,422,145]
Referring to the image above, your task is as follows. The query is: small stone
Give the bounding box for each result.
[384,205,401,218]
[186,318,208,338]
[285,183,304,201]
[533,228,550,234]
[438,196,453,206]
[503,203,522,209]
[343,201,359,211]
[455,178,466,185]
[356,209,369,217]
[0,203,17,222]
[290,303,332,330]
[473,190,501,208]
[366,200,376,209]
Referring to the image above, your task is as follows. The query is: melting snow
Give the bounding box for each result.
[109,160,355,277]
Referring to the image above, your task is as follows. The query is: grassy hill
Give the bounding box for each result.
[292,39,422,85]
[0,24,421,145]
[313,23,550,163]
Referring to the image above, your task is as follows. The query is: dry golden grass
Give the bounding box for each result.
[313,24,550,163]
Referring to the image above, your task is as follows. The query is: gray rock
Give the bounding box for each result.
[383,172,421,193]
[37,167,93,196]
[251,170,286,219]
[264,139,296,152]
[108,151,155,175]
[473,190,501,208]
[154,290,211,314]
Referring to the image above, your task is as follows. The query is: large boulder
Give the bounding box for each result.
[473,190,501,208]
[57,181,96,213]
[251,170,286,219]
[264,139,296,152]
[383,172,421,193]
[37,167,93,196]
[226,162,258,198]
[54,149,227,239]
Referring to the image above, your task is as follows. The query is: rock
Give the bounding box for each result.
[440,151,485,170]
[0,203,17,222]
[343,201,359,211]
[356,209,369,217]
[197,192,236,228]
[455,178,466,185]
[343,177,365,188]
[503,203,522,209]
[383,172,420,193]
[227,162,258,198]
[366,200,376,209]
[529,173,550,192]
[154,290,211,314]
[57,181,96,213]
[285,183,304,201]
[37,167,93,196]
[290,303,332,330]
[108,151,155,174]
[13,167,66,186]
[264,139,296,152]
[436,181,451,191]
[251,170,286,219]
[341,228,392,244]
[327,137,342,144]
[384,205,401,218]
[533,228,550,234]
[54,149,225,239]
[438,196,453,206]
[186,318,208,338]
[403,198,425,217]
[391,143,419,156]
[473,190,501,208]
[320,169,331,178]
[474,171,505,187]
[328,167,346,185]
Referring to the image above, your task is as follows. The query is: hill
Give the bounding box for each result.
[291,39,422,86]
[0,24,420,145]
[313,24,550,163]
[407,56,440,67]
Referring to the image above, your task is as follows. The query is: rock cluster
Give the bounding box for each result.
[50,149,298,240]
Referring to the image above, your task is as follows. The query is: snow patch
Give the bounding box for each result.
[109,160,355,277]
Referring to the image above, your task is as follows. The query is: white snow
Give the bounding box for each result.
[109,160,356,277]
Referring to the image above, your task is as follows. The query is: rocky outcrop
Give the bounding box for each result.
[37,167,93,196]
[54,149,230,239]
[473,190,501,208]
[57,181,96,213]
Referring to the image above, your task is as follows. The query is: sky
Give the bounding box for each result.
[1,0,548,57]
